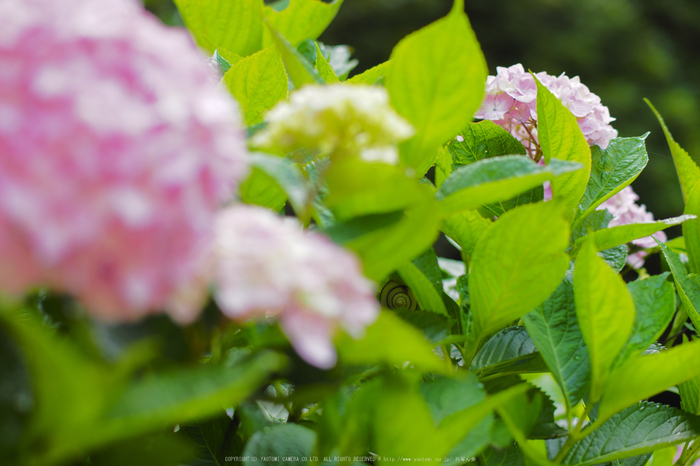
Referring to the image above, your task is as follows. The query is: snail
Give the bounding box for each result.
[379,279,418,310]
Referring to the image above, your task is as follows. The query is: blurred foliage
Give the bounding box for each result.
[143,0,700,223]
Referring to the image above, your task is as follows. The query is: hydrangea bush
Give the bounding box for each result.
[2,0,700,465]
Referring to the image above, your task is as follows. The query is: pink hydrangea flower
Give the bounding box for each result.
[213,206,379,369]
[475,64,618,158]
[0,0,247,322]
[597,186,667,268]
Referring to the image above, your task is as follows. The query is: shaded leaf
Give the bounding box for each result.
[563,403,700,466]
[523,279,591,410]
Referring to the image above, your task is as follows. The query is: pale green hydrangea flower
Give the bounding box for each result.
[252,84,414,164]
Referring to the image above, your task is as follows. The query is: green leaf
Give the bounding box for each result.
[0,323,32,462]
[471,326,539,373]
[397,261,449,316]
[325,157,431,219]
[535,76,591,219]
[646,99,700,204]
[448,120,527,166]
[679,372,700,415]
[482,444,525,466]
[386,4,488,175]
[223,47,288,126]
[324,159,440,280]
[469,201,570,336]
[615,273,675,365]
[238,167,287,212]
[394,308,451,344]
[319,43,358,80]
[421,373,487,425]
[578,135,649,220]
[523,279,591,410]
[243,424,315,466]
[247,153,309,214]
[342,200,440,281]
[563,402,700,466]
[436,156,582,216]
[336,311,451,374]
[89,433,194,466]
[314,43,340,84]
[346,61,390,85]
[683,184,700,274]
[598,338,700,421]
[267,25,324,87]
[657,240,700,331]
[572,215,694,255]
[182,415,242,466]
[421,375,494,462]
[174,0,264,55]
[440,210,492,265]
[573,240,635,403]
[263,0,344,48]
[101,352,286,445]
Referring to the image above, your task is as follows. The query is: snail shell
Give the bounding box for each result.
[379,280,418,310]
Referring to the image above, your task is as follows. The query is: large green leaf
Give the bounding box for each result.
[436,156,582,216]
[182,414,242,466]
[657,240,700,331]
[447,120,527,166]
[263,0,344,47]
[615,274,675,365]
[471,326,539,374]
[396,261,448,316]
[336,311,451,374]
[174,0,264,56]
[346,61,390,85]
[535,76,591,219]
[385,2,488,175]
[469,202,570,337]
[679,370,700,415]
[646,99,700,204]
[267,25,324,87]
[243,424,315,466]
[598,338,700,421]
[573,240,635,403]
[238,167,287,212]
[246,153,309,215]
[99,352,285,445]
[341,199,440,281]
[684,185,700,274]
[523,279,591,410]
[325,157,432,219]
[571,215,693,255]
[482,444,524,466]
[578,135,649,220]
[563,403,700,466]
[314,43,340,84]
[440,210,492,266]
[223,47,287,126]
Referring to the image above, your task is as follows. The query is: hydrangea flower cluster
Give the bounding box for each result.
[252,84,414,164]
[213,206,379,369]
[597,186,667,268]
[0,0,247,322]
[475,64,618,158]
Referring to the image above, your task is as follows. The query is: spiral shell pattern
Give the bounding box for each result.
[379,280,418,310]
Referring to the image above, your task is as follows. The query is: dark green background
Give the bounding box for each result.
[145,0,700,224]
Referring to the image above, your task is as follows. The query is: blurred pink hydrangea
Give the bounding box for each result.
[213,206,379,369]
[0,0,247,321]
[597,186,666,268]
[475,64,617,159]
